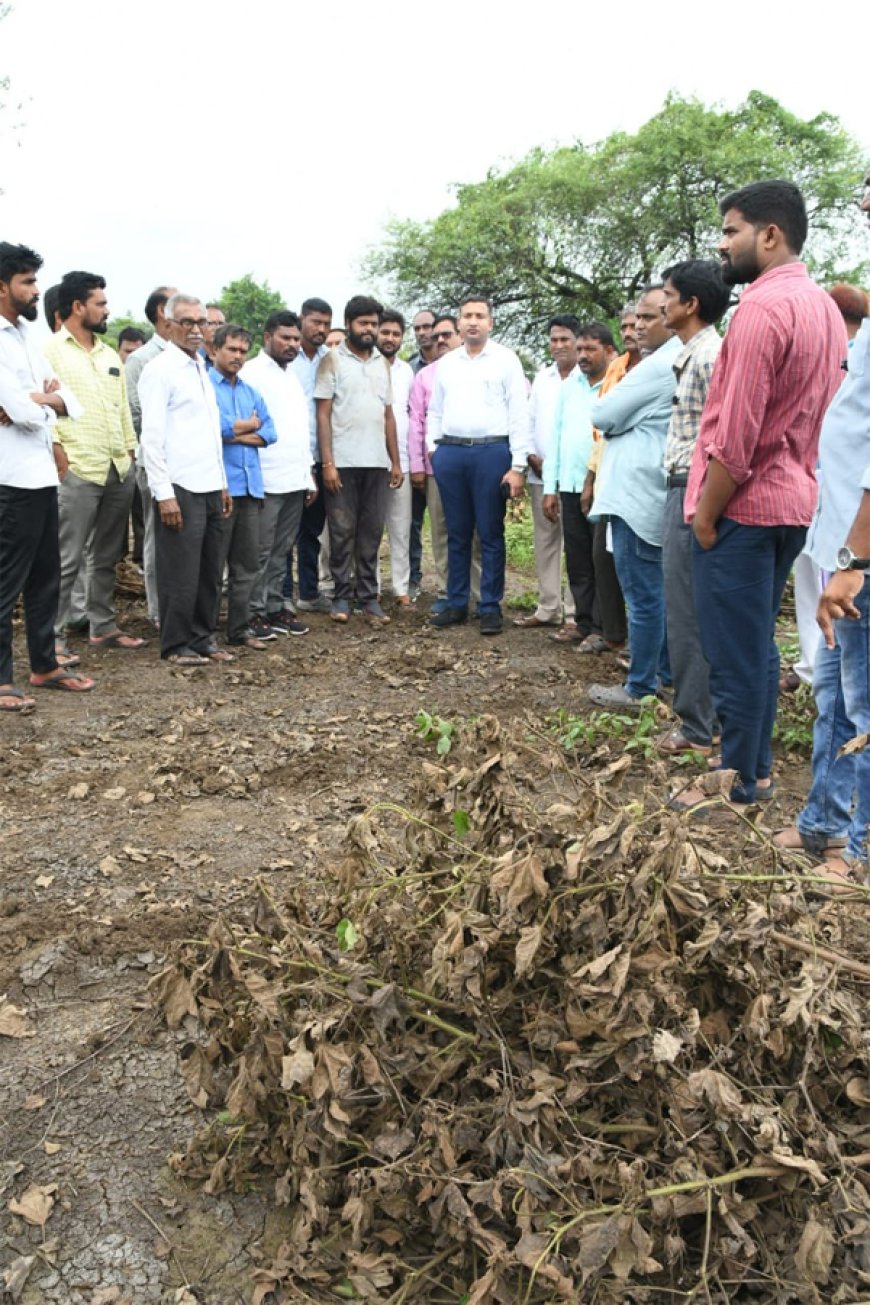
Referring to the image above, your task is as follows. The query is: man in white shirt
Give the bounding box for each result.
[0,242,95,704]
[290,296,332,613]
[427,296,530,635]
[139,294,231,665]
[376,310,415,604]
[242,310,316,637]
[514,314,580,631]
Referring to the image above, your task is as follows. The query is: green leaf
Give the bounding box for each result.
[333,1281,357,1299]
[436,733,453,756]
[452,809,471,838]
[335,919,359,952]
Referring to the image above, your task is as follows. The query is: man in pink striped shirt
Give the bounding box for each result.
[680,180,846,808]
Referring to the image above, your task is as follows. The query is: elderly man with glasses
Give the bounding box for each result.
[139,294,232,665]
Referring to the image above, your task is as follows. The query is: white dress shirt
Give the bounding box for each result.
[426,338,530,469]
[527,361,579,485]
[139,343,226,501]
[241,351,314,494]
[291,344,328,459]
[0,316,83,489]
[386,356,414,473]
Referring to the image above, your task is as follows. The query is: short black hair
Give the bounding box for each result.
[0,241,42,284]
[213,324,252,350]
[459,294,493,314]
[662,259,732,326]
[433,314,458,332]
[576,320,616,348]
[719,179,808,255]
[43,284,61,331]
[547,313,581,336]
[301,297,332,317]
[144,286,174,326]
[118,326,148,346]
[57,271,106,321]
[413,308,436,324]
[264,309,301,334]
[379,308,406,332]
[344,295,383,324]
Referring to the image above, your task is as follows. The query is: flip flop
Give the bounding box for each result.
[89,632,148,650]
[167,653,209,666]
[206,649,235,662]
[0,687,36,713]
[54,640,81,669]
[30,670,95,693]
[548,625,583,644]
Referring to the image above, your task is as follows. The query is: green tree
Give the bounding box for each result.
[364,92,868,347]
[106,313,152,354]
[217,273,286,353]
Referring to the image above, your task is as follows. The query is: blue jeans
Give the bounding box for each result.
[431,441,510,613]
[609,516,669,698]
[797,580,870,864]
[693,518,805,802]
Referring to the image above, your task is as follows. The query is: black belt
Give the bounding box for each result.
[437,436,510,447]
[667,473,688,488]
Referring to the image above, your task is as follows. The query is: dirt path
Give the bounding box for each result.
[0,583,809,1304]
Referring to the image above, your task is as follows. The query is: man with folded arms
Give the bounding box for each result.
[0,242,94,705]
[139,295,231,665]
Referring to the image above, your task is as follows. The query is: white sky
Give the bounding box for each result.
[2,0,868,327]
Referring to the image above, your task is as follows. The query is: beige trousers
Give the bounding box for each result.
[529,482,574,622]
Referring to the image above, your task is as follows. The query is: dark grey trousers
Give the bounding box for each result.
[215,493,262,642]
[593,520,627,645]
[662,485,714,745]
[0,485,60,684]
[56,464,135,637]
[155,486,225,658]
[253,490,305,618]
[324,467,389,604]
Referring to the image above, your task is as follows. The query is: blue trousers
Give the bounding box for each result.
[797,580,870,864]
[693,517,805,802]
[431,441,510,613]
[610,516,669,698]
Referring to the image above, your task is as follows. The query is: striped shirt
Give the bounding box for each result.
[664,325,722,474]
[685,263,846,525]
[44,327,135,486]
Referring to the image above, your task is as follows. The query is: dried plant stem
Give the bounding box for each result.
[768,929,870,980]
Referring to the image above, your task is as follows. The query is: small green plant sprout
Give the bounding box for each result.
[335,918,359,952]
[415,709,456,757]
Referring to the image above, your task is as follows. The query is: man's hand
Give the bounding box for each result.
[527,454,543,478]
[234,432,266,447]
[0,407,11,427]
[502,469,525,501]
[580,471,595,517]
[44,378,60,395]
[221,490,233,518]
[159,497,183,531]
[389,464,404,490]
[410,471,427,492]
[304,486,318,507]
[692,515,718,551]
[53,442,69,481]
[323,464,342,494]
[817,570,865,648]
[542,493,559,523]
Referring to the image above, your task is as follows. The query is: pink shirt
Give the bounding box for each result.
[685,262,846,526]
[408,359,438,474]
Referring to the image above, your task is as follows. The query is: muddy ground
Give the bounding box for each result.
[0,557,812,1305]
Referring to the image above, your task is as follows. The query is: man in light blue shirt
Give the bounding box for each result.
[587,286,680,706]
[209,324,276,650]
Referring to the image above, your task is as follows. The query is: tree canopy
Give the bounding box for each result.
[364,92,868,345]
[218,274,286,352]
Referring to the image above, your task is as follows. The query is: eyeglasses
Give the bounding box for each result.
[432,331,456,341]
[170,317,208,331]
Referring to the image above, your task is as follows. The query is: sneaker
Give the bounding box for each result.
[430,607,468,628]
[267,610,310,637]
[362,601,390,626]
[297,594,332,614]
[430,597,449,615]
[587,683,646,711]
[249,615,278,641]
[479,609,503,636]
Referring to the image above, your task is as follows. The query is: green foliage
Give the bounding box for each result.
[335,918,359,952]
[217,273,286,353]
[451,809,470,839]
[504,501,535,574]
[551,702,684,763]
[365,92,868,348]
[773,683,815,754]
[415,710,456,756]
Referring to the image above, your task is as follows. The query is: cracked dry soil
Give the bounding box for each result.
[0,581,810,1304]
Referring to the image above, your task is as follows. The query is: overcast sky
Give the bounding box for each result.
[2,0,868,330]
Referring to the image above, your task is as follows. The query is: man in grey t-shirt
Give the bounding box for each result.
[314,295,402,625]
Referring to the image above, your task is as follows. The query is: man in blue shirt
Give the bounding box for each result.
[209,325,276,651]
[588,286,680,706]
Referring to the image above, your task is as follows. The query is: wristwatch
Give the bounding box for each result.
[836,545,870,571]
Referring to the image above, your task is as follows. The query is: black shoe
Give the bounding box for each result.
[430,607,468,628]
[479,610,503,636]
[249,615,278,641]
